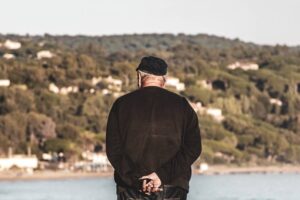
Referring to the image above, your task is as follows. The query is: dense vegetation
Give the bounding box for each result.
[0,33,300,165]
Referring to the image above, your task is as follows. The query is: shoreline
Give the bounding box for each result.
[195,164,300,175]
[1,165,300,181]
[0,170,113,181]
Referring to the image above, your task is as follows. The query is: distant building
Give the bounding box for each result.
[77,151,111,172]
[0,79,10,87]
[206,108,224,122]
[0,155,38,171]
[269,98,283,106]
[188,101,224,121]
[60,86,79,95]
[37,50,53,59]
[102,89,110,95]
[3,53,15,60]
[227,61,259,71]
[165,77,185,91]
[199,163,209,172]
[104,76,122,92]
[91,77,102,85]
[38,41,45,47]
[42,153,52,161]
[48,83,79,95]
[89,88,95,94]
[49,83,59,93]
[4,40,21,50]
[92,75,123,93]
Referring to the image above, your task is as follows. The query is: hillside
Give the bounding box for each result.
[0,33,300,165]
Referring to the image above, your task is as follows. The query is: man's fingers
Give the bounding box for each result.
[147,185,152,193]
[139,176,151,180]
[144,181,153,191]
[142,179,147,192]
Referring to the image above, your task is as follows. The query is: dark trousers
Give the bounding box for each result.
[116,185,188,200]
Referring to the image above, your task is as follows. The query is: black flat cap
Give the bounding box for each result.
[136,56,168,75]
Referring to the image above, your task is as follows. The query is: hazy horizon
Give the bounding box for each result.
[0,0,299,46]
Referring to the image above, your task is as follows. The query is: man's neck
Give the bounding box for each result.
[141,82,163,88]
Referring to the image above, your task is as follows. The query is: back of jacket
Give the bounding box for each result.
[106,86,201,192]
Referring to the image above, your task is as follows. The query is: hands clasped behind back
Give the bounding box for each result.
[139,172,163,195]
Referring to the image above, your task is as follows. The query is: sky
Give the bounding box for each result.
[1,0,299,46]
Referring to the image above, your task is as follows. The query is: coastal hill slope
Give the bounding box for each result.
[0,33,300,165]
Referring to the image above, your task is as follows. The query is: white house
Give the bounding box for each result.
[60,86,78,95]
[80,151,111,172]
[0,79,10,87]
[91,77,102,85]
[92,76,123,92]
[37,50,53,59]
[0,155,38,171]
[269,98,283,106]
[48,83,79,95]
[3,53,15,60]
[4,40,21,50]
[92,153,110,165]
[199,163,209,172]
[105,76,122,92]
[206,108,224,122]
[166,77,185,91]
[49,83,59,93]
[102,89,110,95]
[227,61,259,71]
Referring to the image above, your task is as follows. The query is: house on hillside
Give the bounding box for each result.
[188,100,224,122]
[48,83,79,95]
[4,40,21,50]
[3,53,15,59]
[37,50,53,59]
[269,98,283,106]
[206,108,224,122]
[92,76,123,92]
[227,61,259,71]
[165,76,185,91]
[105,76,122,92]
[0,79,10,87]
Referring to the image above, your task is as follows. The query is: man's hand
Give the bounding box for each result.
[139,172,162,193]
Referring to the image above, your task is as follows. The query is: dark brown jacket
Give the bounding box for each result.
[106,86,202,192]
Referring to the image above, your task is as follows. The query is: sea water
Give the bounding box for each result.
[0,173,299,200]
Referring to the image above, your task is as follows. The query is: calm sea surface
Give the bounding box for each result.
[0,173,299,200]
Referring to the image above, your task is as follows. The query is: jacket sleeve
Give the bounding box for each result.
[155,97,202,184]
[106,100,122,172]
[105,100,141,189]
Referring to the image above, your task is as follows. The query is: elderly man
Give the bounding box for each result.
[106,56,202,200]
